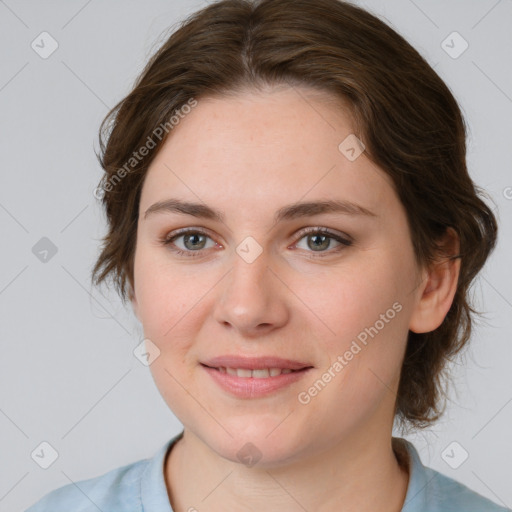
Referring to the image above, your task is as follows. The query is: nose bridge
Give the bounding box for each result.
[213,239,288,333]
[226,243,273,311]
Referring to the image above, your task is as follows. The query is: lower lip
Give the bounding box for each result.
[201,365,312,398]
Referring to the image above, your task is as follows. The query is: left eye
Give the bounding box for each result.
[294,228,352,254]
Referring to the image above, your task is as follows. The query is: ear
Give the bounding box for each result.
[409,227,461,334]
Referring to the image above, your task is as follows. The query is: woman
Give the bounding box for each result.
[26,0,508,510]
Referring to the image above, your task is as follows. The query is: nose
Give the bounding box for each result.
[212,246,290,337]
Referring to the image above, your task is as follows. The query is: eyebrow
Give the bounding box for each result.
[143,198,377,223]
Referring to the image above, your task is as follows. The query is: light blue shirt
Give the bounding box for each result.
[26,431,510,511]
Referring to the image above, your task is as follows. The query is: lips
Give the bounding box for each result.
[200,355,312,371]
[201,360,313,398]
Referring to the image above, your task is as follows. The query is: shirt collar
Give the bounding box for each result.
[395,437,431,511]
[140,430,184,511]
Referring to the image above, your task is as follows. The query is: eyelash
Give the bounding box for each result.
[160,227,352,259]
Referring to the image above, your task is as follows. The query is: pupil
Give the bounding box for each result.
[309,234,329,251]
[185,233,205,250]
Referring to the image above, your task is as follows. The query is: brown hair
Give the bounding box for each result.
[92,0,498,431]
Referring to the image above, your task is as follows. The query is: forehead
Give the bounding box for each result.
[139,86,396,219]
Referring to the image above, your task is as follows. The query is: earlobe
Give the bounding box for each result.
[409,228,461,334]
[129,286,140,321]
[131,297,139,321]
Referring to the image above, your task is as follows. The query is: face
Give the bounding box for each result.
[131,84,426,467]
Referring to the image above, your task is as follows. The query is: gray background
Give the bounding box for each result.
[0,0,511,510]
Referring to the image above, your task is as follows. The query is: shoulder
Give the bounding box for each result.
[25,456,149,512]
[395,438,510,512]
[424,466,510,512]
[25,433,183,512]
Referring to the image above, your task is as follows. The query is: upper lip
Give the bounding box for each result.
[201,355,313,370]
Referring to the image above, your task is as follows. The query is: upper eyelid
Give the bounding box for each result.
[165,227,218,243]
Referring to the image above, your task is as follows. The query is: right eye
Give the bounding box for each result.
[160,228,219,258]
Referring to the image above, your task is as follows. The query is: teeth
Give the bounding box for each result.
[221,367,296,378]
[252,369,270,378]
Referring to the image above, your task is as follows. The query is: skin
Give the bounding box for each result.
[130,84,460,512]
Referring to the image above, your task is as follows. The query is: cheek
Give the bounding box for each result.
[302,252,411,382]
[296,259,402,341]
[134,251,202,340]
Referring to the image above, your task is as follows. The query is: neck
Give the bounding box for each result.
[165,425,410,512]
